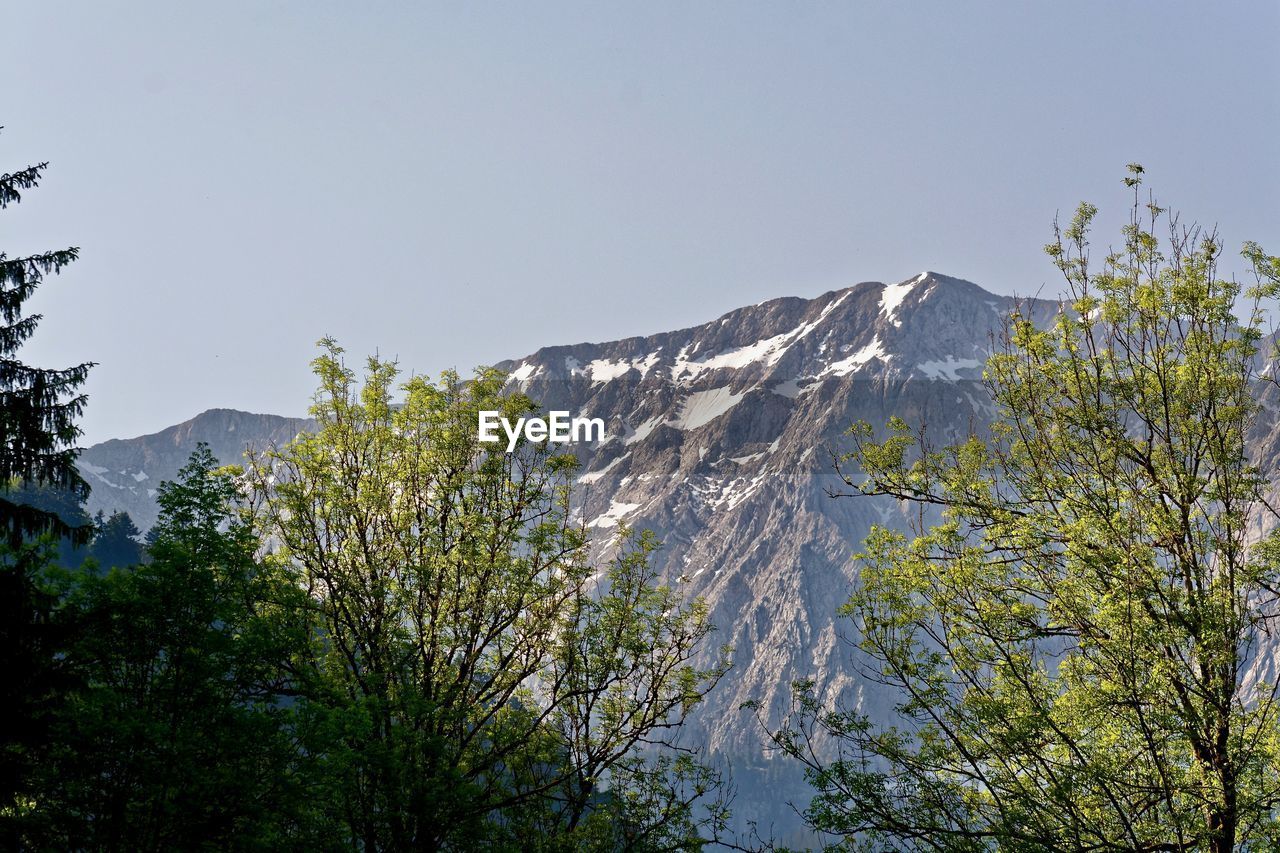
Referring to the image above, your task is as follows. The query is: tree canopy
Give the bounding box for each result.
[247,340,731,850]
[0,141,94,546]
[0,138,94,834]
[773,167,1280,851]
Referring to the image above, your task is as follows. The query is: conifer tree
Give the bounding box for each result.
[0,133,94,837]
[87,510,144,571]
[0,134,94,546]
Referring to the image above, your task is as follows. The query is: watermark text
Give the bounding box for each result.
[478,411,605,452]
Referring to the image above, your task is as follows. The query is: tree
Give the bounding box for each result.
[0,136,94,545]
[251,340,730,850]
[86,509,144,571]
[771,167,1280,850]
[0,135,94,833]
[27,445,317,850]
[3,478,92,568]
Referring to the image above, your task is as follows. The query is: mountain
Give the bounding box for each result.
[76,272,1062,840]
[78,408,314,531]
[492,273,1069,834]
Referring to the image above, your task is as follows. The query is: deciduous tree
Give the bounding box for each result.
[252,340,730,850]
[773,167,1280,851]
[31,446,315,850]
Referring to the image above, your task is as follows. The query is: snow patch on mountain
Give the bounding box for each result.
[703,471,769,511]
[586,358,635,382]
[674,387,746,430]
[771,379,803,399]
[917,356,984,380]
[671,293,849,380]
[625,417,664,445]
[587,352,661,383]
[822,337,887,377]
[81,462,129,490]
[670,334,784,379]
[509,362,540,382]
[880,273,926,325]
[588,500,640,529]
[579,453,628,484]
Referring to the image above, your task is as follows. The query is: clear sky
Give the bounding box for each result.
[7,1,1278,444]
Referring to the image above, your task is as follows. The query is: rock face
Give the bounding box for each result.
[77,273,1065,838]
[78,408,314,531]
[494,273,1058,740]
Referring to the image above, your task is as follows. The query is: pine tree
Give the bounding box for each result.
[0,134,95,547]
[87,510,144,571]
[0,133,94,836]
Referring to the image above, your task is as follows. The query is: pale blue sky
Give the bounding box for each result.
[7,1,1278,444]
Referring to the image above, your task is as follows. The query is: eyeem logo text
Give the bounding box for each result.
[478,411,606,452]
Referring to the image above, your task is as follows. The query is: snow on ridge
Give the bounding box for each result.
[670,292,849,381]
[880,276,924,326]
[917,356,983,380]
[509,362,540,382]
[636,352,661,376]
[586,351,662,383]
[670,334,786,379]
[586,358,632,382]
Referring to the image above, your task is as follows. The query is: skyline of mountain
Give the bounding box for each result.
[74,271,1076,836]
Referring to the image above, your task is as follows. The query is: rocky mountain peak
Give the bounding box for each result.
[484,277,1060,774]
[79,409,314,531]
[75,273,1060,834]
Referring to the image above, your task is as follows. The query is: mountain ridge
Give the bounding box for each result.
[75,272,1063,837]
[78,408,314,531]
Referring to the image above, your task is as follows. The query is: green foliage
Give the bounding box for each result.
[249,340,730,850]
[23,445,316,850]
[3,479,92,567]
[776,171,1280,851]
[8,343,730,848]
[0,135,95,836]
[0,540,81,844]
[0,132,727,848]
[0,139,94,547]
[86,509,144,571]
